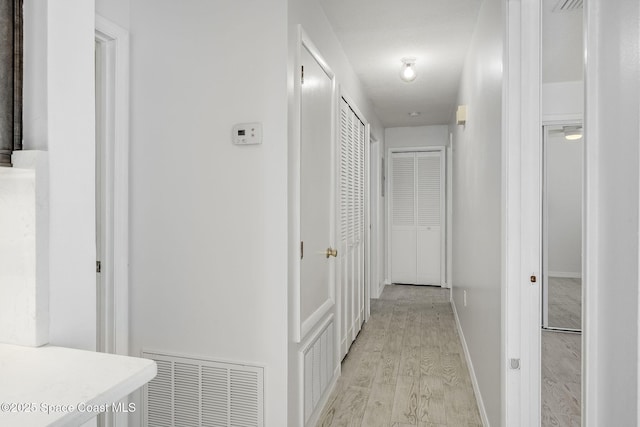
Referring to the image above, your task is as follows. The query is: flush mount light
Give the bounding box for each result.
[409,111,421,117]
[400,57,417,82]
[563,126,583,140]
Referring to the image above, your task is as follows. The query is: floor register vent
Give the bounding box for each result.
[142,351,264,427]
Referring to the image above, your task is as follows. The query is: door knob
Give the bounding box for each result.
[326,247,338,258]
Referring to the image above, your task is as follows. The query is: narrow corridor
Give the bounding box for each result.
[316,285,482,426]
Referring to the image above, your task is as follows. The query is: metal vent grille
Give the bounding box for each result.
[143,351,264,427]
[553,0,583,12]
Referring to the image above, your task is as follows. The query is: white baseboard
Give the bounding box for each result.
[548,271,581,279]
[451,300,490,427]
[305,366,340,427]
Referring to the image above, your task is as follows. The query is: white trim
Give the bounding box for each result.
[95,16,130,427]
[94,15,130,358]
[583,0,600,424]
[385,146,447,287]
[290,26,337,343]
[452,300,489,426]
[446,133,453,289]
[503,1,541,426]
[301,299,334,338]
[304,368,339,427]
[547,271,582,279]
[297,314,338,427]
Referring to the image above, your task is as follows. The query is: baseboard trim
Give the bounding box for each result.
[305,366,340,427]
[548,271,581,279]
[451,300,490,427]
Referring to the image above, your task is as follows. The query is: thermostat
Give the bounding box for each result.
[232,122,262,145]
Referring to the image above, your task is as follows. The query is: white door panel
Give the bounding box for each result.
[390,151,444,286]
[417,227,441,284]
[300,45,333,325]
[338,97,366,359]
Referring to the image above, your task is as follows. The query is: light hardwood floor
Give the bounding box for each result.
[547,277,581,330]
[315,284,482,427]
[541,330,581,427]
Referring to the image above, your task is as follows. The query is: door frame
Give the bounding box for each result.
[368,134,382,298]
[503,1,542,425]
[95,15,130,358]
[386,146,447,287]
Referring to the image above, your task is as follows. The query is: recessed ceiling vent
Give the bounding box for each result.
[553,0,583,12]
[143,351,264,427]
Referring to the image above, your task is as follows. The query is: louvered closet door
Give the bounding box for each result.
[416,152,442,284]
[391,151,443,285]
[391,153,417,283]
[338,97,365,359]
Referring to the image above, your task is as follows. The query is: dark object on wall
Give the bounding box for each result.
[0,0,23,167]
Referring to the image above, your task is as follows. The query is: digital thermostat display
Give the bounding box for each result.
[232,123,262,145]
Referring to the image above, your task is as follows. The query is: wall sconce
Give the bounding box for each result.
[400,57,417,82]
[456,105,467,125]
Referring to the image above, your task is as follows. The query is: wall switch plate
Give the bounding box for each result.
[463,290,467,306]
[232,122,262,145]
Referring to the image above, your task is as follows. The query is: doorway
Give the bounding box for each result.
[388,149,445,286]
[542,123,583,332]
[95,15,130,427]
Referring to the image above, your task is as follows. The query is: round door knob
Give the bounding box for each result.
[326,247,338,258]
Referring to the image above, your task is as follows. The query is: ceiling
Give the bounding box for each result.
[319,0,483,128]
[542,0,583,83]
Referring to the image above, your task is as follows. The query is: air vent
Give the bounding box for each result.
[143,351,264,427]
[553,0,583,12]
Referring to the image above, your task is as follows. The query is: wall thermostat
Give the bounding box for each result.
[232,122,262,145]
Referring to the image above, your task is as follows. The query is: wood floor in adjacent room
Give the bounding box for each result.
[315,284,482,427]
[541,330,581,427]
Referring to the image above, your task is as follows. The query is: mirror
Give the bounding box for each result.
[542,123,583,331]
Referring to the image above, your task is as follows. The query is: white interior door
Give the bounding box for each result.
[390,153,417,283]
[390,151,444,285]
[300,44,334,328]
[338,97,366,358]
[416,152,442,284]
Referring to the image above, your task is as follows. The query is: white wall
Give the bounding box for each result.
[542,81,583,120]
[546,134,582,276]
[449,0,502,424]
[584,0,640,424]
[21,0,97,350]
[127,1,289,426]
[385,125,448,150]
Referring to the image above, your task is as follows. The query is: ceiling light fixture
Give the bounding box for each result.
[409,111,421,117]
[400,57,417,82]
[563,126,583,140]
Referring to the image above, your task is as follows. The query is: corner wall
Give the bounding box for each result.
[127,1,289,425]
[449,0,503,424]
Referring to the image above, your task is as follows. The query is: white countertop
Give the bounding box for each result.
[0,343,156,426]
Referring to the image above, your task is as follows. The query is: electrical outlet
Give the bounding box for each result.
[463,290,467,307]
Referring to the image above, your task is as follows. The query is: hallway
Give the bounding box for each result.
[316,285,482,426]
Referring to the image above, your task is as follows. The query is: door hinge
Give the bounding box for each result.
[301,65,304,84]
[300,241,304,259]
[96,261,102,273]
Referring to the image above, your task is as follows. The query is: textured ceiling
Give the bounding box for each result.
[319,0,483,127]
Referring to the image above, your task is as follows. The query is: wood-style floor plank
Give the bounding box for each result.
[314,284,482,427]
